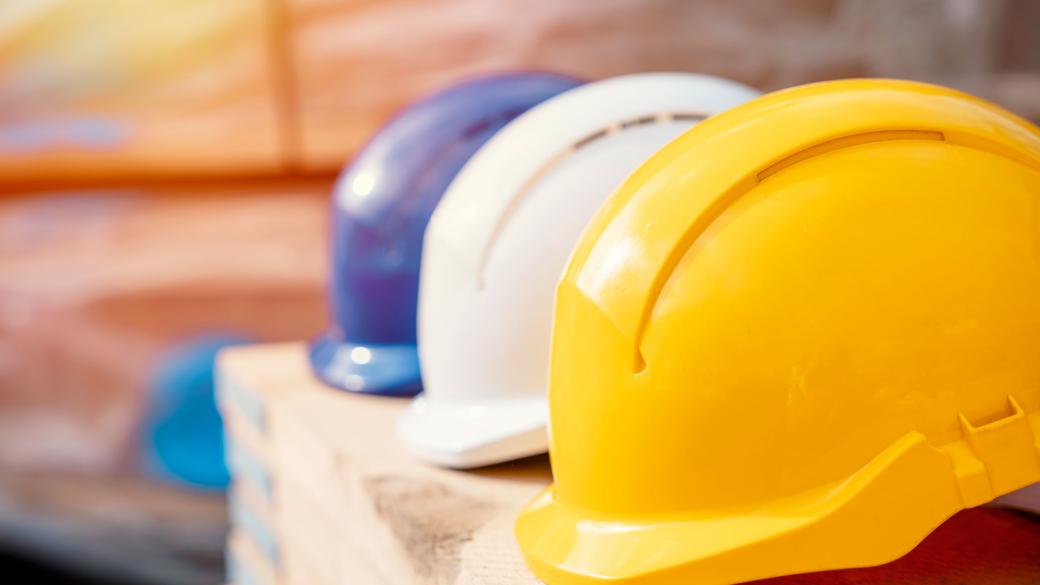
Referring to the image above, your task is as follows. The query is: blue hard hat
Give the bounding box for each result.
[142,334,252,490]
[310,72,581,396]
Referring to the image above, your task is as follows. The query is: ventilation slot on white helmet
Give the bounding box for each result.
[476,111,708,289]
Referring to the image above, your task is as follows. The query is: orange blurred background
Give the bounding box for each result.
[0,0,1037,189]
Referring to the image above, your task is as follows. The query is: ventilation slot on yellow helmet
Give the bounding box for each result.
[757,130,945,181]
[634,129,958,373]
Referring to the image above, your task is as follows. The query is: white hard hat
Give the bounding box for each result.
[397,73,760,468]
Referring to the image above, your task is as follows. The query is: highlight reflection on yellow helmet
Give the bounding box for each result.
[516,79,1040,585]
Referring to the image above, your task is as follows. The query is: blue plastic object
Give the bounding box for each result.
[142,334,251,490]
[310,72,581,396]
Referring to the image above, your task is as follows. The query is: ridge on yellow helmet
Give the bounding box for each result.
[516,79,1040,585]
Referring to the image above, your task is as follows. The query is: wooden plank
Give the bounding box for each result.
[225,415,367,585]
[227,530,279,585]
[232,479,332,585]
[219,343,547,585]
[222,363,389,585]
[276,472,378,585]
[224,393,345,585]
[225,422,274,507]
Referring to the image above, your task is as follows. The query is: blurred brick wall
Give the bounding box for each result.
[0,0,1035,186]
[0,185,329,473]
[0,0,287,184]
[283,0,1040,170]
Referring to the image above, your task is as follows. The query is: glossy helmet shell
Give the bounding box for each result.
[309,72,581,396]
[398,73,758,466]
[516,79,1040,585]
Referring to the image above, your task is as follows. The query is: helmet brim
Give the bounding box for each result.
[515,433,975,584]
[397,394,547,468]
[308,334,422,397]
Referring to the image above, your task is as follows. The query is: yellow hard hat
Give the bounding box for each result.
[516,79,1040,585]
